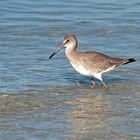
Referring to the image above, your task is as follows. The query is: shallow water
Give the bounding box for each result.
[0,0,140,139]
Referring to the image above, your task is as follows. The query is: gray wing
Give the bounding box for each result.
[79,51,126,73]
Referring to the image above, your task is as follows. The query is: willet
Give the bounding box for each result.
[49,34,136,87]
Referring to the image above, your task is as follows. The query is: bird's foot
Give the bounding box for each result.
[91,81,96,88]
[102,82,108,88]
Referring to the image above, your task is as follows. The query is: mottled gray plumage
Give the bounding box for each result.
[49,34,136,87]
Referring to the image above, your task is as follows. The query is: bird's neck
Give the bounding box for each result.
[65,45,77,61]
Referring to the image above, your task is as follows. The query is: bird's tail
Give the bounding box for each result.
[122,58,136,65]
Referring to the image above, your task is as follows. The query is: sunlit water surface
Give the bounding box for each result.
[0,0,140,139]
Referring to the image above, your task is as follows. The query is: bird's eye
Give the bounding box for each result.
[63,39,69,44]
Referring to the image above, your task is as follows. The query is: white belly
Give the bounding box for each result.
[70,61,92,76]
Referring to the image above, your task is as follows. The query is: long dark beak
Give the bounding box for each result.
[49,45,63,59]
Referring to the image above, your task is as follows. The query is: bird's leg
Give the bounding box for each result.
[91,77,96,87]
[101,80,108,88]
[92,81,96,87]
[97,75,108,88]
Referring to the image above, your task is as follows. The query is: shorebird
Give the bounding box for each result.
[49,34,136,87]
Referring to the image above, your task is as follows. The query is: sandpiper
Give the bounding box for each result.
[49,34,136,87]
